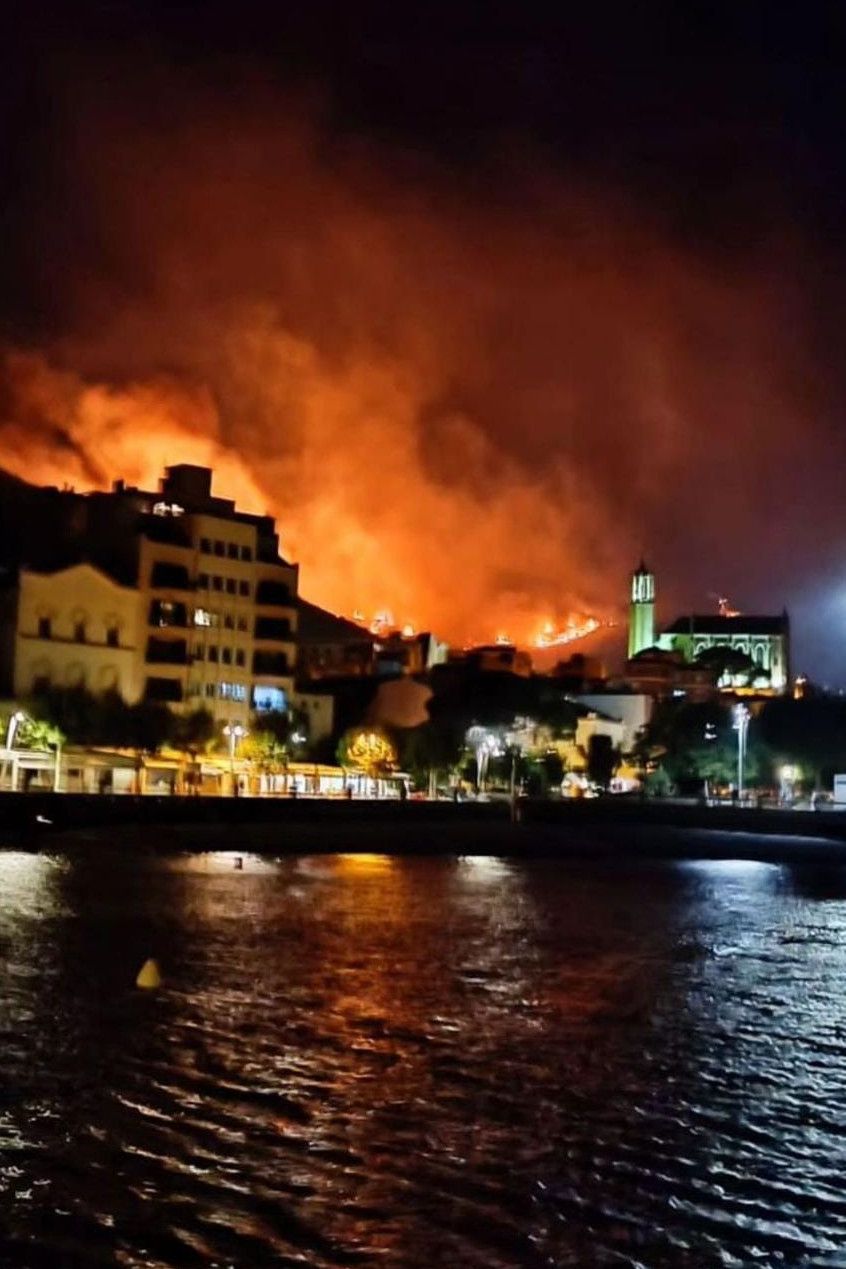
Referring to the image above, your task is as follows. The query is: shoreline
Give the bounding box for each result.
[4,793,846,864]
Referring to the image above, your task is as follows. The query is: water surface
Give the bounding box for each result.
[2,847,846,1266]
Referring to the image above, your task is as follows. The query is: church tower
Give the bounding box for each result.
[628,561,655,658]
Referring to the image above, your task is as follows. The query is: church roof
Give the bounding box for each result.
[662,613,788,636]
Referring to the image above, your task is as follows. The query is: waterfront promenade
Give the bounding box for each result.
[3,793,846,862]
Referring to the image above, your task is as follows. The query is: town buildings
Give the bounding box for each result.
[1,465,300,728]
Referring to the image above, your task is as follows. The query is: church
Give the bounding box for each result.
[627,562,790,695]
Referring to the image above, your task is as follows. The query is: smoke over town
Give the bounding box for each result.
[1,50,843,664]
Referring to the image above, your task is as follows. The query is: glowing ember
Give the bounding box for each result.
[532,616,606,648]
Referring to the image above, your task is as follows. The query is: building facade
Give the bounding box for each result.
[14,563,141,702]
[3,465,299,728]
[656,614,790,694]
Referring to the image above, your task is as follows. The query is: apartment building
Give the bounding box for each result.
[4,465,298,727]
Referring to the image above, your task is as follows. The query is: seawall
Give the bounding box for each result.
[4,793,846,863]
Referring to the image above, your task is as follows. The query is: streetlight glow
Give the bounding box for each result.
[733,703,750,802]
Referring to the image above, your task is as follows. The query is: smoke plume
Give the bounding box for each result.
[0,59,841,664]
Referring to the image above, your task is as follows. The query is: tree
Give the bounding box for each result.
[586,733,619,790]
[337,727,397,777]
[17,717,65,752]
[398,720,464,791]
[759,697,846,788]
[173,708,216,750]
[241,730,289,775]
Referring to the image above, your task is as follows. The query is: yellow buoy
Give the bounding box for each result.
[136,958,162,990]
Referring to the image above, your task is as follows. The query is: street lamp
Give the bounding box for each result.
[5,710,25,750]
[222,723,247,796]
[733,704,750,803]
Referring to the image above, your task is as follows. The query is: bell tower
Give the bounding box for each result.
[628,561,655,658]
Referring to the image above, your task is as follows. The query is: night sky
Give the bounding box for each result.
[2,2,846,678]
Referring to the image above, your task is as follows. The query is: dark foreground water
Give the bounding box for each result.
[3,849,846,1268]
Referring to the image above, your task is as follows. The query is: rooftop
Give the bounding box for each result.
[663,613,788,636]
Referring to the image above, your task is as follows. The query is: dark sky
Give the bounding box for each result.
[2,1,846,678]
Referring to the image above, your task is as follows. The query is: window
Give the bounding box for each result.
[106,626,119,648]
[255,616,291,640]
[225,578,236,595]
[223,614,234,630]
[192,644,204,660]
[253,650,289,675]
[197,573,209,589]
[214,540,225,556]
[227,543,238,559]
[150,599,187,628]
[38,617,52,639]
[222,647,232,665]
[200,537,212,553]
[240,545,252,562]
[238,580,250,597]
[235,649,245,668]
[219,681,247,701]
[193,607,212,627]
[150,561,190,589]
[74,621,86,643]
[237,615,248,631]
[253,685,287,712]
[255,579,289,605]
[208,645,219,663]
[146,637,187,665]
[212,575,223,592]
[144,676,183,703]
[204,683,215,699]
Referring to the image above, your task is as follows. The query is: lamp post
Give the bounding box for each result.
[733,704,750,803]
[222,723,246,796]
[6,710,24,750]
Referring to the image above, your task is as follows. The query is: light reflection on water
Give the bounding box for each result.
[2,847,846,1265]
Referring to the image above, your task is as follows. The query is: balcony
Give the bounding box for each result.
[254,616,292,641]
[252,651,290,677]
[144,676,184,703]
[255,580,291,606]
[148,599,188,628]
[150,561,192,590]
[146,637,188,665]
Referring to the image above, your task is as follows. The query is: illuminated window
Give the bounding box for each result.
[193,608,212,627]
[253,685,287,712]
[38,617,52,639]
[219,681,247,701]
